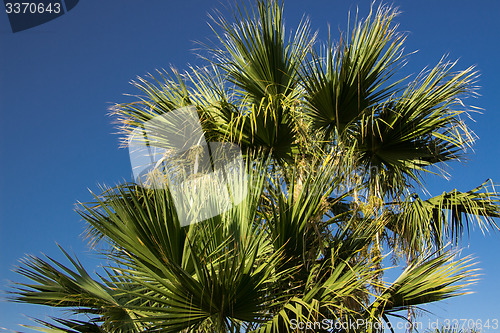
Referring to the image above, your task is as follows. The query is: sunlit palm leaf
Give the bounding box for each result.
[370,249,478,318]
[356,60,478,195]
[301,4,406,135]
[387,180,500,254]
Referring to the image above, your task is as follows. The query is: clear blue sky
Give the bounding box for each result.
[1,1,499,331]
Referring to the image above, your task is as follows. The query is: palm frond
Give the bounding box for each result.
[370,248,478,318]
[387,180,500,253]
[209,0,314,103]
[356,59,478,196]
[301,4,406,136]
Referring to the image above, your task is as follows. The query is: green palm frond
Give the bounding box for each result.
[208,0,314,103]
[110,65,236,148]
[264,155,341,263]
[387,180,500,254]
[370,248,478,318]
[301,4,406,136]
[22,318,103,333]
[12,248,146,332]
[356,59,478,195]
[253,219,385,333]
[205,0,316,162]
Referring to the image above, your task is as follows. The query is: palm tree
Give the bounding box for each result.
[10,1,500,332]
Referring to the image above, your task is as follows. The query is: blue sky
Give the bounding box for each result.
[1,0,499,331]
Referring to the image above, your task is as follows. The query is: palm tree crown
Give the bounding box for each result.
[10,1,500,332]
